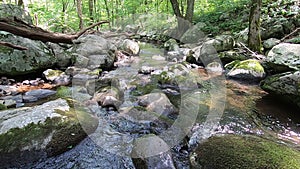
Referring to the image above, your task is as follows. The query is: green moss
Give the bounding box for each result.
[56,86,72,98]
[191,135,300,169]
[229,59,265,73]
[87,69,102,76]
[0,105,98,156]
[0,103,7,110]
[131,83,158,96]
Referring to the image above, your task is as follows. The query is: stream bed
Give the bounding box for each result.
[4,43,300,169]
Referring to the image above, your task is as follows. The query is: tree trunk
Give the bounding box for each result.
[169,0,194,37]
[76,0,83,30]
[248,0,262,53]
[0,17,108,44]
[88,0,94,25]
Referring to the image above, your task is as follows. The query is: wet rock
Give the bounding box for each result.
[0,99,98,168]
[121,39,140,55]
[266,43,300,72]
[92,86,122,108]
[226,59,266,81]
[260,71,300,107]
[190,135,300,169]
[43,69,71,85]
[138,92,177,117]
[72,35,116,70]
[65,66,91,76]
[180,22,207,43]
[263,38,280,49]
[24,89,56,102]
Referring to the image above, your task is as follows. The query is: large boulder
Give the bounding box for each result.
[0,31,57,76]
[190,135,300,169]
[180,22,207,43]
[226,59,266,81]
[266,43,300,72]
[0,98,98,167]
[261,17,295,40]
[260,71,300,107]
[0,4,32,24]
[72,35,116,70]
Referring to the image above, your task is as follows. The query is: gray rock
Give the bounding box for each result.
[72,35,116,70]
[121,39,140,55]
[218,50,247,63]
[263,38,280,49]
[180,22,207,43]
[138,66,155,74]
[0,32,56,76]
[0,98,98,167]
[138,92,177,116]
[226,59,266,81]
[164,38,179,51]
[24,89,56,102]
[92,86,122,108]
[0,4,32,24]
[261,71,300,107]
[203,35,235,52]
[0,99,16,108]
[43,69,71,85]
[266,43,300,72]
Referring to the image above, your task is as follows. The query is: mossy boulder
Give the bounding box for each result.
[180,22,207,43]
[226,59,266,81]
[0,98,98,167]
[0,31,56,76]
[190,135,300,169]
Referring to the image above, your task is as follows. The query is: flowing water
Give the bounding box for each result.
[12,43,300,168]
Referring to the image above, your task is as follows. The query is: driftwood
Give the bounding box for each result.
[0,17,109,44]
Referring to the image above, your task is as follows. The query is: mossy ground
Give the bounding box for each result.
[191,134,300,169]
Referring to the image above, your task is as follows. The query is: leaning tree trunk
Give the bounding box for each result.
[248,0,262,53]
[76,0,83,30]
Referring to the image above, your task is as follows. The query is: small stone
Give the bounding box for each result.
[0,99,16,108]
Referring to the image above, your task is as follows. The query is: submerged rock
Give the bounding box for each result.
[0,98,98,168]
[226,59,266,81]
[266,43,300,72]
[190,135,300,169]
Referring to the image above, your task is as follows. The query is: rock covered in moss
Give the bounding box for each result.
[0,98,98,167]
[43,69,71,85]
[266,43,300,72]
[190,135,300,169]
[226,59,266,81]
[0,32,56,76]
[260,71,300,107]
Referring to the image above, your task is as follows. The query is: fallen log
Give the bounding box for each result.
[0,17,109,44]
